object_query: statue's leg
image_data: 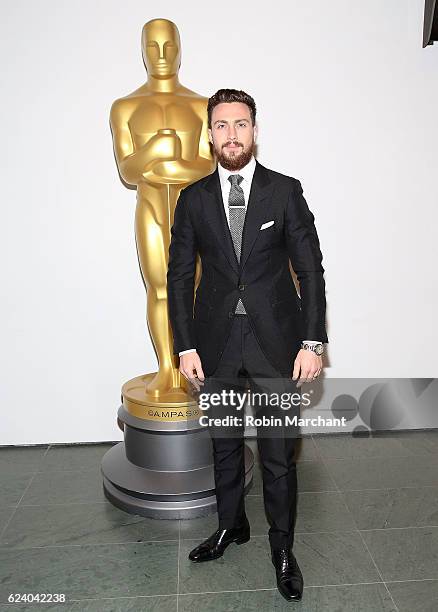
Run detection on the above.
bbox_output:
[135,189,181,395]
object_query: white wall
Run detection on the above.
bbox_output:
[1,0,436,445]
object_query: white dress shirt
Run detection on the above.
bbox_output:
[178,156,321,356]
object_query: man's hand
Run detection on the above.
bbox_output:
[179,351,205,391]
[292,349,323,388]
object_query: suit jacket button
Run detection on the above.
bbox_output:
[228,312,234,318]
[238,284,245,291]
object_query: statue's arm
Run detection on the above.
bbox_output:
[145,158,213,185]
[110,101,138,185]
[197,106,214,164]
[110,100,163,186]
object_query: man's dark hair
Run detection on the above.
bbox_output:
[207,89,257,128]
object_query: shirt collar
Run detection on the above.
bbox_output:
[217,155,256,188]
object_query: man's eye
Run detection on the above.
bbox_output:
[238,123,247,128]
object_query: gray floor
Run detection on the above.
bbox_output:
[1,431,438,611]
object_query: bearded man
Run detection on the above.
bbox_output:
[167,89,328,603]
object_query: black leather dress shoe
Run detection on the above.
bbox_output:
[271,547,304,602]
[188,517,250,562]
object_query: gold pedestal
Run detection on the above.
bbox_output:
[121,373,202,422]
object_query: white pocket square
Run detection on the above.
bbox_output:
[260,220,274,230]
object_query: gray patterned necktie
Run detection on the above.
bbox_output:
[228,174,247,314]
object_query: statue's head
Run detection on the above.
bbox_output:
[142,19,181,78]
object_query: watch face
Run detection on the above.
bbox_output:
[315,344,324,355]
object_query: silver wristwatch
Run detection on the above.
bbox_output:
[301,342,324,356]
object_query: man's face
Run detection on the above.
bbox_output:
[142,21,181,78]
[208,102,257,171]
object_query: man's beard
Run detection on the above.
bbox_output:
[214,140,255,171]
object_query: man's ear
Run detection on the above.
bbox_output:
[207,128,213,144]
[253,124,258,143]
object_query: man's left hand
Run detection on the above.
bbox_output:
[292,349,323,387]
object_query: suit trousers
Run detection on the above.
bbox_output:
[201,313,301,551]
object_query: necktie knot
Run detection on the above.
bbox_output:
[228,174,244,186]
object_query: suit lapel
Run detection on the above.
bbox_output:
[240,161,274,270]
[201,160,274,275]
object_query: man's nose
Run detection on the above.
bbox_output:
[227,125,237,139]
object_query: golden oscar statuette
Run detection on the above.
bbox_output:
[109,18,214,422]
[102,19,254,518]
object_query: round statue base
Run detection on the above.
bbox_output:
[101,373,255,519]
[102,439,254,519]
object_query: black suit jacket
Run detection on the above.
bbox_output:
[167,160,328,377]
